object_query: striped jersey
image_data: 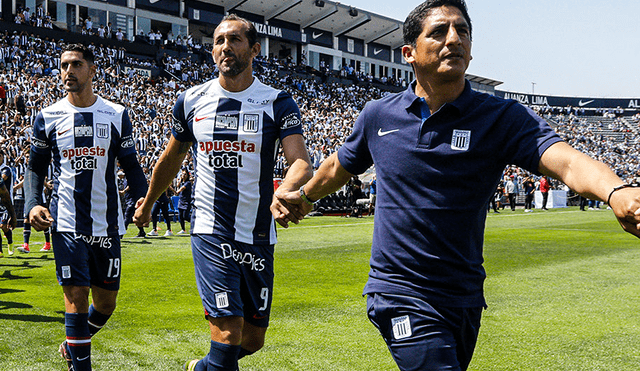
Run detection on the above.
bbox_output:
[31,96,137,237]
[172,77,303,245]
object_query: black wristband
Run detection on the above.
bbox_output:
[607,183,640,205]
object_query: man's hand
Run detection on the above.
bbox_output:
[609,187,640,238]
[29,205,53,231]
[272,189,313,228]
[133,197,151,227]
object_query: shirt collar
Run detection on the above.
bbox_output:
[403,79,474,115]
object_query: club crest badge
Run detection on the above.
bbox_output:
[451,129,471,151]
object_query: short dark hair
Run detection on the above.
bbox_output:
[61,43,95,64]
[219,14,258,48]
[403,0,472,46]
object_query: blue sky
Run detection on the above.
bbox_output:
[344,0,640,98]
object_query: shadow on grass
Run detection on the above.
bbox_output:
[0,288,25,294]
[122,239,153,245]
[0,271,32,280]
[0,301,63,323]
[0,311,65,324]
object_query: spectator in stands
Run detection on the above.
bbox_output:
[175,170,192,235]
[540,174,550,210]
[505,175,517,211]
[523,175,535,212]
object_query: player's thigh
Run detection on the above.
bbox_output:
[191,234,244,319]
[51,232,91,287]
[239,243,274,328]
[86,235,122,291]
[366,293,482,371]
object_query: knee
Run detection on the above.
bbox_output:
[95,300,117,315]
[64,286,91,311]
[241,335,264,353]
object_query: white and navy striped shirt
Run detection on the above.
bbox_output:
[31,96,137,236]
[172,78,303,245]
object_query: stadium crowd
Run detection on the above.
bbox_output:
[1,21,639,225]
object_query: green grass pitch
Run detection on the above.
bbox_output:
[1,207,640,370]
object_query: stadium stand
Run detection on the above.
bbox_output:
[1,7,639,217]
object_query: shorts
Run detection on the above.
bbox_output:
[0,207,9,225]
[367,293,483,371]
[51,232,122,291]
[191,234,274,328]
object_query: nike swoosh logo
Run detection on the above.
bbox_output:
[373,48,383,55]
[149,0,160,3]
[312,32,323,39]
[578,99,594,107]
[57,128,71,135]
[195,116,208,122]
[378,128,399,137]
[77,355,90,361]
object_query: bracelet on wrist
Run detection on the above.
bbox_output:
[607,183,640,205]
[299,185,316,206]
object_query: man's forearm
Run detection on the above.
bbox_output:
[540,142,623,202]
[304,152,353,202]
[277,158,312,192]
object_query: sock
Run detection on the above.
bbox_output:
[237,348,254,360]
[138,227,145,235]
[206,341,241,371]
[44,227,51,243]
[5,230,12,244]
[193,354,209,371]
[65,312,92,371]
[23,222,31,244]
[88,304,111,336]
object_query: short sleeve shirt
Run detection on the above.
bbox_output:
[338,81,562,307]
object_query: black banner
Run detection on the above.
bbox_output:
[496,91,640,110]
[135,0,180,16]
[100,0,127,6]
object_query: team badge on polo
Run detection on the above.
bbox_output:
[451,129,471,151]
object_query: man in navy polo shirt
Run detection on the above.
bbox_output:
[276,1,640,370]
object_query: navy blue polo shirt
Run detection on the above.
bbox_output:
[338,80,561,307]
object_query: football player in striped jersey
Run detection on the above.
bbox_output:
[25,44,147,371]
[134,14,312,371]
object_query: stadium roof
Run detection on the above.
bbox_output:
[466,75,503,87]
[197,0,406,49]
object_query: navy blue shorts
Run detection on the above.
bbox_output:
[191,234,274,328]
[367,293,483,371]
[51,232,122,291]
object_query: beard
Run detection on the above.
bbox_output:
[218,53,250,77]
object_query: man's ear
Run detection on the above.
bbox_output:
[402,45,415,64]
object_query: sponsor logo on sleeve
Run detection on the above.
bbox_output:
[32,137,49,149]
[121,135,135,149]
[281,112,301,129]
[171,117,185,133]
